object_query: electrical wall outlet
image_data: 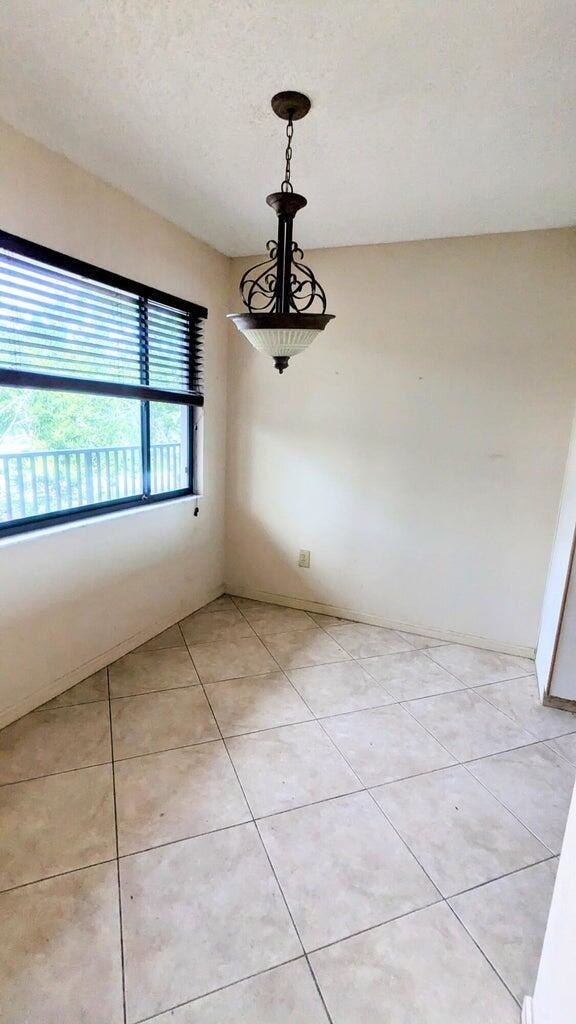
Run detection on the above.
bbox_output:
[298,549,311,568]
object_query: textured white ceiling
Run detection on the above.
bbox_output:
[0,0,574,256]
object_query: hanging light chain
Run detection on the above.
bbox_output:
[281,116,294,193]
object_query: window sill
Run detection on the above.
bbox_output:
[0,493,202,547]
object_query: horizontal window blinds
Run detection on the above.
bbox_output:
[0,232,205,405]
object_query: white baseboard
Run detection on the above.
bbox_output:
[522,996,534,1024]
[0,584,225,730]
[226,584,535,659]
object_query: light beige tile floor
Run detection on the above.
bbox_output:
[1,594,574,1023]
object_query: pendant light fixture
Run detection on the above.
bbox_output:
[227,91,334,373]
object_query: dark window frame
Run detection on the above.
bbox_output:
[0,230,207,538]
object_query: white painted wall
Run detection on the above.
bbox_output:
[0,121,230,725]
[527,781,576,1024]
[226,230,576,652]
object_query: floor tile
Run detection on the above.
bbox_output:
[136,623,186,653]
[467,743,576,853]
[287,661,394,716]
[180,607,254,645]
[322,704,454,787]
[427,643,534,686]
[478,675,576,740]
[258,792,438,950]
[450,859,558,1003]
[44,668,108,707]
[236,599,316,636]
[264,628,351,669]
[358,650,463,701]
[120,823,301,1022]
[111,686,219,759]
[396,630,447,648]
[115,739,250,855]
[546,732,576,765]
[190,636,278,684]
[322,622,414,658]
[0,703,111,785]
[0,862,123,1024]
[227,721,361,817]
[372,765,549,896]
[406,688,535,760]
[109,647,199,698]
[310,902,519,1024]
[205,672,312,736]
[148,959,329,1023]
[0,764,115,891]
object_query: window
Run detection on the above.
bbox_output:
[0,230,206,535]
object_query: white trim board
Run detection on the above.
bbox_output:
[0,584,225,730]
[226,585,535,659]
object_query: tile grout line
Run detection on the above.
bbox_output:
[106,667,128,1024]
[201,665,335,1024]
[399,698,560,855]
[460,760,558,856]
[131,955,306,1024]
[232,604,430,1024]
[228,598,337,1023]
[445,900,522,1008]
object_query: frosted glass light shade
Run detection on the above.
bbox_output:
[240,327,321,359]
[227,312,334,373]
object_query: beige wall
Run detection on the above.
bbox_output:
[0,121,230,725]
[226,229,576,652]
[1,118,575,726]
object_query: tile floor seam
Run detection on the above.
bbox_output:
[107,667,128,1024]
[236,613,367,793]
[460,738,555,767]
[131,955,307,1024]
[113,735,221,763]
[400,691,536,764]
[292,674,449,904]
[252,813,335,1024]
[0,855,119,896]
[30,696,109,713]
[396,696,462,764]
[470,682,542,739]
[1,806,555,903]
[445,900,522,1008]
[304,896,447,957]
[0,757,113,789]
[258,627,351,671]
[303,959,335,1024]
[224,597,363,1024]
[459,760,558,856]
[110,682,202,701]
[116,816,254,861]
[471,680,576,741]
[422,645,537,692]
[198,661,324,1018]
[445,854,558,900]
[197,681,256,828]
[399,696,557,855]
[543,737,576,765]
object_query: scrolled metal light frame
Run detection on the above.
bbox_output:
[239,239,328,315]
[228,91,334,373]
